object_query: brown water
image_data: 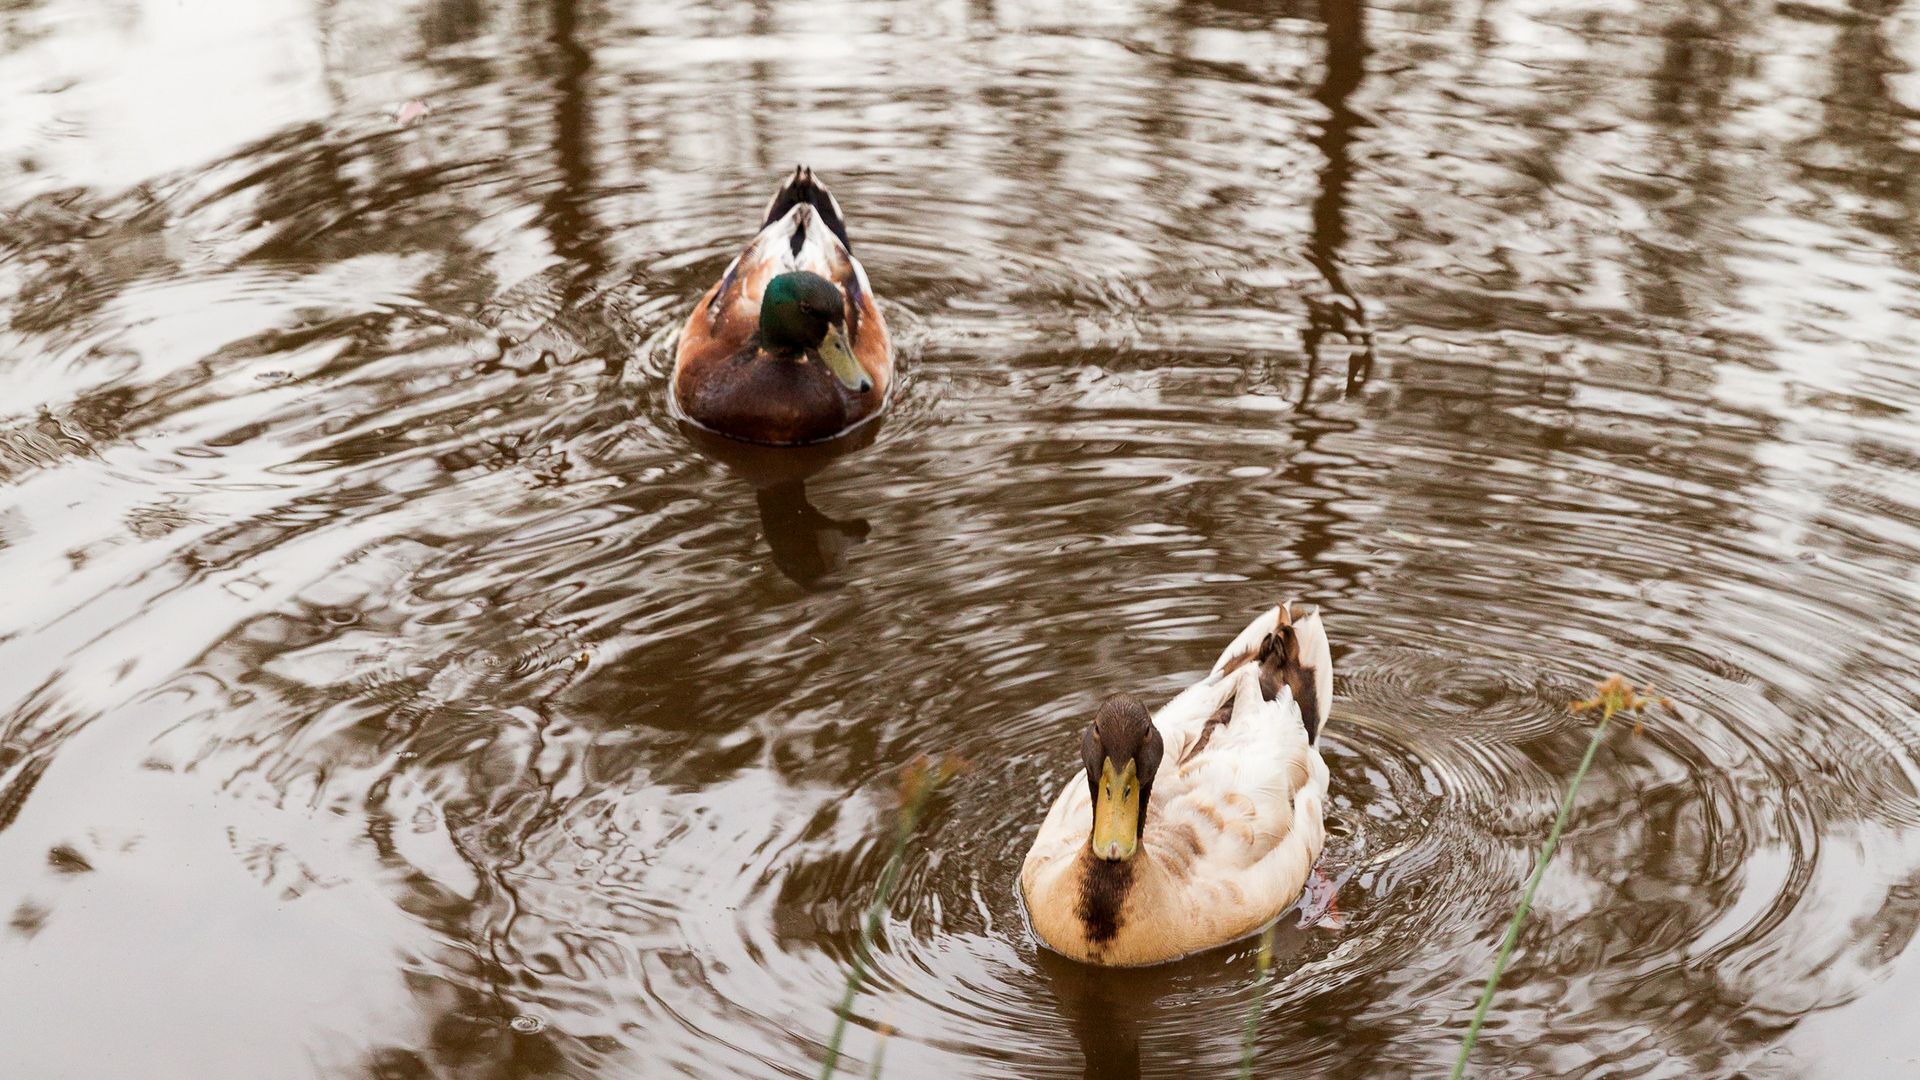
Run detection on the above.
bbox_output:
[4,1,1920,1077]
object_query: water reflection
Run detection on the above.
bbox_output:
[534,0,620,314]
[683,421,881,586]
[1301,0,1376,401]
[1037,947,1153,1079]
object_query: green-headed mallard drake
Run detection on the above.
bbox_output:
[672,167,893,445]
[1021,601,1334,966]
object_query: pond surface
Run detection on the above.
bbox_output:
[4,0,1920,1077]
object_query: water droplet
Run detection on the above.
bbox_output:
[509,1014,545,1034]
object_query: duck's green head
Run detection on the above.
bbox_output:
[760,271,871,393]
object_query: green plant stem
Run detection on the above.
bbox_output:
[1450,702,1616,1079]
[1239,924,1276,1079]
[865,1024,890,1080]
[820,776,944,1080]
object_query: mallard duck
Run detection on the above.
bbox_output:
[1020,601,1333,966]
[672,166,892,445]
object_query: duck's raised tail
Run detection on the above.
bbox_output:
[1210,601,1334,741]
[761,165,852,252]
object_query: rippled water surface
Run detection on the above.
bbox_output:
[4,0,1920,1076]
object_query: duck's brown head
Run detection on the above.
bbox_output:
[1079,695,1164,862]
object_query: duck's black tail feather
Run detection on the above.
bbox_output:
[1255,605,1331,742]
[1207,602,1333,743]
[762,165,852,252]
[1182,603,1333,764]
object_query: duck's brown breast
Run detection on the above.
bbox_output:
[678,352,875,445]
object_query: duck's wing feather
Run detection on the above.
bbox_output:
[1151,667,1328,940]
[685,168,888,377]
[1149,602,1331,753]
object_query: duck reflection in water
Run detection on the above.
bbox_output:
[680,420,879,587]
[1037,925,1332,1080]
[1036,947,1149,1079]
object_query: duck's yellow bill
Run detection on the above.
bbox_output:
[1090,757,1141,861]
[818,326,872,393]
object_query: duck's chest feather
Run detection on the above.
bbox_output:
[1024,849,1194,967]
[679,349,862,445]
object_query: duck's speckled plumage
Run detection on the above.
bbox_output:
[1021,602,1334,967]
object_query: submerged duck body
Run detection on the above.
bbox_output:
[672,167,893,446]
[1020,602,1334,967]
